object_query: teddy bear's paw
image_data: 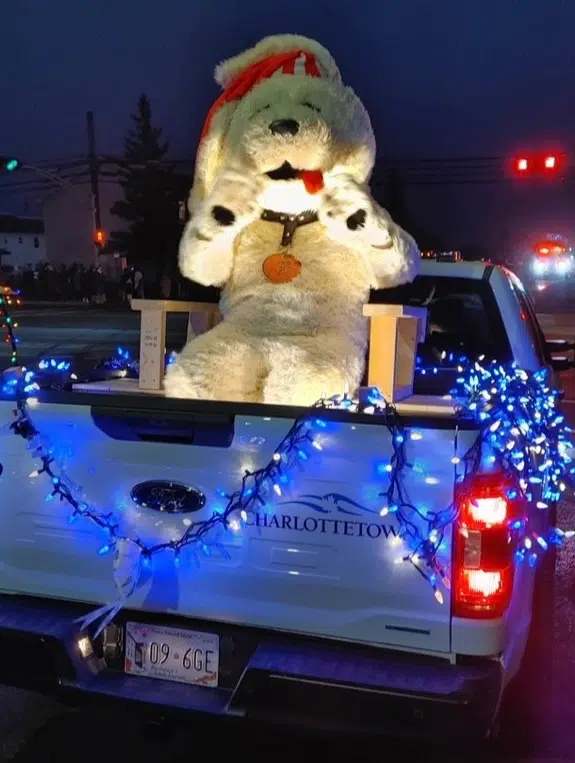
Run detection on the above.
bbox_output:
[320,175,367,226]
[319,175,392,246]
[198,170,265,236]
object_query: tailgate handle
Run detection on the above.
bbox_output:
[90,407,235,448]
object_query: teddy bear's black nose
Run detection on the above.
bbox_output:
[269,119,299,136]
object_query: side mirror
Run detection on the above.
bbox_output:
[546,338,575,371]
[546,338,575,352]
[550,356,574,372]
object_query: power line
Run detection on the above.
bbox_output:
[0,151,569,198]
[29,155,86,167]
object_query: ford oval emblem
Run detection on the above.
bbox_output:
[130,480,206,514]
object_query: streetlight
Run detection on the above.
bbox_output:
[1,155,79,188]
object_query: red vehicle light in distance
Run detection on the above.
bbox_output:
[535,239,568,256]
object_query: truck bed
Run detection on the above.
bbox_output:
[0,391,479,655]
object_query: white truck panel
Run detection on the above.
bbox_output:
[0,398,478,654]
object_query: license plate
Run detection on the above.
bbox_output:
[124,621,219,688]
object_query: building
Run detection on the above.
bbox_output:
[41,179,128,271]
[0,215,46,271]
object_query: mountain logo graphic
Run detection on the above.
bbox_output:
[277,493,380,516]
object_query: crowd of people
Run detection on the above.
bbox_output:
[1,262,218,304]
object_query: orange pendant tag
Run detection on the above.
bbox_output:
[262,253,302,284]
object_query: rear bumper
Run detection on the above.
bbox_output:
[0,594,502,739]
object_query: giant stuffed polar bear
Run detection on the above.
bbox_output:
[165,34,420,405]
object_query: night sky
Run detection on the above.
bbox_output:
[2,0,575,250]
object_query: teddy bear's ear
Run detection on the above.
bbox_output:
[214,34,341,87]
[331,87,377,184]
[188,101,237,213]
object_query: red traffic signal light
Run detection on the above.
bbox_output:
[509,151,566,177]
[544,155,557,169]
[542,154,565,173]
[93,229,107,247]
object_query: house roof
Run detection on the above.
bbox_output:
[0,215,44,234]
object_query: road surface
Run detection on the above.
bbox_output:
[1,305,575,762]
[2,304,182,371]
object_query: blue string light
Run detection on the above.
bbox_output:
[1,346,178,397]
[0,287,21,367]
[11,385,467,610]
[95,346,176,376]
[449,353,575,554]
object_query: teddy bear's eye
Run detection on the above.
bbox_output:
[302,101,321,113]
[256,104,271,115]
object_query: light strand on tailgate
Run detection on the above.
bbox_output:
[11,386,473,608]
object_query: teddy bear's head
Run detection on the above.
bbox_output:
[190,35,376,215]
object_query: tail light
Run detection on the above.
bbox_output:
[453,473,524,619]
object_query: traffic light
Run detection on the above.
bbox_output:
[93,229,107,247]
[0,156,21,172]
[542,153,565,174]
[544,155,557,170]
[509,152,566,177]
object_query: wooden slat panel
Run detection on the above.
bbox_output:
[363,305,427,402]
[131,299,220,314]
[138,308,167,391]
[131,300,221,390]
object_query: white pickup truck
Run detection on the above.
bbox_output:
[0,259,571,742]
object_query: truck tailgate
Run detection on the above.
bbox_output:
[0,394,478,655]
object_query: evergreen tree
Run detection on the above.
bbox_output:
[111,94,184,271]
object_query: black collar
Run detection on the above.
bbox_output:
[260,208,318,247]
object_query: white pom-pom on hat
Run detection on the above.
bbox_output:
[214,34,341,87]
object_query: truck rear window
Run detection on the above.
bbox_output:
[371,276,512,395]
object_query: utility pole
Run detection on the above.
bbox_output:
[86,110,102,263]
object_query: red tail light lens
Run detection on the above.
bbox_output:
[462,569,503,598]
[455,567,514,618]
[464,495,508,528]
[453,473,523,619]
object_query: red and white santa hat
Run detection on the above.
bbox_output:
[189,35,342,210]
